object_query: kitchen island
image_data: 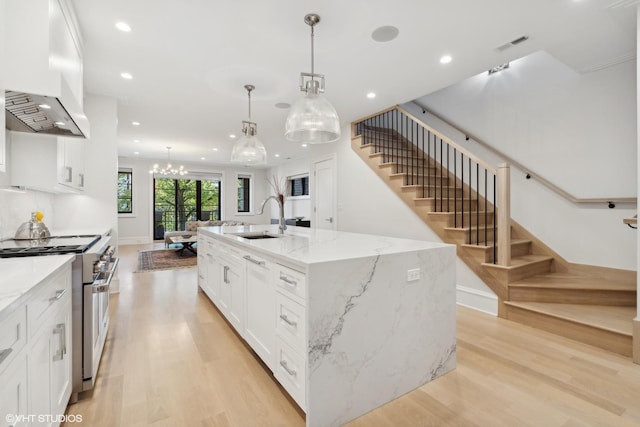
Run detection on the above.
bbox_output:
[197,225,456,427]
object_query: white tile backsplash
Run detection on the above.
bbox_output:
[0,189,54,240]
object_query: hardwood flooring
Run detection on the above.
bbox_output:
[64,243,640,427]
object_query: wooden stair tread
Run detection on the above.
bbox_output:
[504,301,634,336]
[510,273,636,291]
[482,254,553,270]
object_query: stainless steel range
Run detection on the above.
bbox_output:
[0,234,118,399]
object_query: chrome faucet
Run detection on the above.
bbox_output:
[258,195,286,233]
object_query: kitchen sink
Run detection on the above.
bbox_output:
[228,232,287,240]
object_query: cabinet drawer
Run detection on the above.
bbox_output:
[28,268,71,339]
[276,292,306,352]
[276,264,306,302]
[274,338,306,410]
[0,306,26,374]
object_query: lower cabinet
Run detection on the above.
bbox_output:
[244,253,275,370]
[0,263,72,427]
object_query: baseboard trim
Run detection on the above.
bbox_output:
[118,236,152,245]
[633,318,640,365]
[456,285,498,316]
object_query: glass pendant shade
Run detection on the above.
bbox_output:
[231,84,267,166]
[230,133,267,165]
[285,91,340,143]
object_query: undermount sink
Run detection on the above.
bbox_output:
[229,232,287,240]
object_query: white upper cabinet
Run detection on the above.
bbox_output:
[5,0,89,138]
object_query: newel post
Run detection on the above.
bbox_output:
[497,163,511,266]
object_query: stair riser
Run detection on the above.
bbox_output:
[382,164,441,175]
[445,228,495,245]
[508,288,636,306]
[486,259,553,284]
[429,212,495,228]
[505,304,632,357]
[462,240,531,263]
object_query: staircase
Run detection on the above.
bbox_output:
[352,106,636,357]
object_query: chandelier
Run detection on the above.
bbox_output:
[149,146,188,176]
[231,84,267,165]
[285,13,340,144]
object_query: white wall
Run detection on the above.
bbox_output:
[117,157,271,244]
[412,52,637,270]
[267,158,312,222]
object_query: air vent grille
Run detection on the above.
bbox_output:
[495,35,529,52]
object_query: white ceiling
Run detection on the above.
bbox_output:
[70,0,637,168]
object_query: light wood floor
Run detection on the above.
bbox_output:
[64,243,640,427]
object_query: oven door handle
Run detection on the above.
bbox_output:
[92,257,119,293]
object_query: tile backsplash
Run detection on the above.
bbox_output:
[0,189,54,240]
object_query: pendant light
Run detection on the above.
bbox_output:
[231,84,267,165]
[285,13,340,144]
[149,146,188,176]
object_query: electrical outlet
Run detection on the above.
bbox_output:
[407,268,420,282]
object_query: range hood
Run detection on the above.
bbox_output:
[6,90,87,137]
[4,0,90,138]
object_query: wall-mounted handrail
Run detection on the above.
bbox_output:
[416,103,637,205]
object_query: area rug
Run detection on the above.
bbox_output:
[136,249,197,272]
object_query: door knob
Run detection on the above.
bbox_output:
[324,217,333,223]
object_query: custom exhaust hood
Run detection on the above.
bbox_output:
[4,0,90,138]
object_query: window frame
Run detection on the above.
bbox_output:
[288,174,310,199]
[117,168,134,216]
[236,173,253,214]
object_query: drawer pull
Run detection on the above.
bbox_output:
[49,288,67,302]
[279,314,298,328]
[0,348,13,365]
[244,255,265,266]
[223,265,230,284]
[280,274,297,286]
[280,360,297,377]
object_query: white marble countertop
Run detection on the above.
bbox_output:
[200,225,452,266]
[49,227,112,237]
[0,254,75,315]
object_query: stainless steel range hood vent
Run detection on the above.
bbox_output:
[6,91,85,137]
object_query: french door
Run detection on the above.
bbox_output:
[153,178,221,240]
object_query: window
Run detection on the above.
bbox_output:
[117,169,133,214]
[237,175,251,213]
[290,175,309,197]
[153,177,221,240]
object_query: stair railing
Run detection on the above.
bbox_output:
[352,106,512,266]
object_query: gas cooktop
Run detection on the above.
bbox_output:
[0,235,101,257]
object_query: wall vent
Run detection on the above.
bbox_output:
[495,35,529,52]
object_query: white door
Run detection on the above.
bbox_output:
[314,157,336,230]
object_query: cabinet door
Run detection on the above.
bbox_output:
[205,252,221,305]
[223,253,244,334]
[58,138,85,190]
[29,325,53,427]
[244,255,275,370]
[50,299,72,418]
[0,354,28,427]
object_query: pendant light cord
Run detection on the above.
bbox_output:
[310,24,315,76]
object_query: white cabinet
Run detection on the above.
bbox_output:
[0,262,72,427]
[10,132,85,192]
[244,253,276,370]
[28,265,72,427]
[220,249,244,334]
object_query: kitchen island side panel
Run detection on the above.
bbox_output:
[306,245,457,427]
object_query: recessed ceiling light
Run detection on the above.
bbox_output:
[201,157,206,160]
[54,121,65,126]
[301,143,308,148]
[275,102,291,109]
[39,104,51,109]
[488,63,510,75]
[440,55,452,64]
[367,92,376,99]
[371,25,399,42]
[133,139,140,143]
[212,148,219,151]
[115,22,131,32]
[121,72,133,80]
[229,134,236,139]
[274,154,280,158]
[133,151,139,155]
[132,121,140,126]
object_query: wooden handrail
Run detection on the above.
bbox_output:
[416,104,637,205]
